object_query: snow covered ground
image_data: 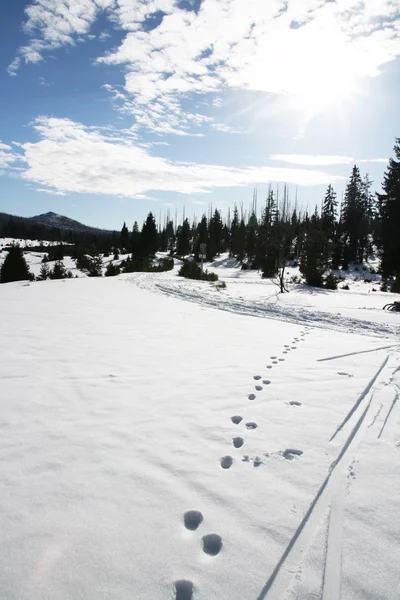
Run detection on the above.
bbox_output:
[0,251,399,600]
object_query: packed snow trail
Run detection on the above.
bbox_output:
[126,273,399,340]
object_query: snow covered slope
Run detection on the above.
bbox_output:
[0,273,399,600]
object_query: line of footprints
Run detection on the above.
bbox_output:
[175,327,311,599]
[221,327,310,469]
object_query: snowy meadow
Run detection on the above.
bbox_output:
[0,249,399,600]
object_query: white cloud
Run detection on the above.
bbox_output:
[0,142,24,170]
[35,187,66,195]
[9,1,400,134]
[270,154,389,166]
[19,117,343,197]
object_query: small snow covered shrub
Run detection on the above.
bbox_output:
[213,281,227,290]
[324,274,339,290]
[341,283,350,290]
[178,260,218,281]
[105,263,121,277]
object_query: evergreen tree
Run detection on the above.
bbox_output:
[140,213,158,257]
[37,263,51,281]
[300,214,330,287]
[194,215,208,259]
[176,218,191,256]
[321,185,337,239]
[377,138,400,290]
[0,245,31,283]
[341,165,364,265]
[120,222,130,251]
[50,261,69,280]
[208,209,223,260]
[229,206,241,257]
[131,221,141,257]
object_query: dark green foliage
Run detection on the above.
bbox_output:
[300,225,330,288]
[50,261,69,280]
[120,222,130,251]
[139,213,158,257]
[377,138,400,291]
[176,219,191,256]
[178,260,218,281]
[208,209,223,260]
[105,263,121,277]
[0,245,32,283]
[46,244,65,262]
[37,263,51,281]
[324,273,339,290]
[120,256,173,273]
[76,254,103,276]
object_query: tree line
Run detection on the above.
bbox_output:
[1,139,399,290]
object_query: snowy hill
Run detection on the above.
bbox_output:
[29,211,111,234]
[0,267,399,600]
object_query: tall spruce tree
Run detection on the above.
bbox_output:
[341,165,364,266]
[140,213,158,257]
[176,218,191,256]
[0,245,31,283]
[377,138,400,290]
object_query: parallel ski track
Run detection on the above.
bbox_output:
[255,356,393,600]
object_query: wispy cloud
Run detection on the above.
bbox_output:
[270,154,389,166]
[18,117,344,197]
[0,141,24,171]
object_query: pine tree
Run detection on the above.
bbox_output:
[50,261,68,280]
[140,213,158,257]
[321,185,337,239]
[38,263,50,281]
[176,218,191,256]
[0,245,31,283]
[131,221,141,257]
[208,209,223,260]
[377,138,400,290]
[300,212,330,287]
[341,165,364,266]
[120,222,130,251]
[229,206,240,257]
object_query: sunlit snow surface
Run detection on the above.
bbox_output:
[0,259,399,600]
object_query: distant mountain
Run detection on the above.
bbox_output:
[29,212,112,234]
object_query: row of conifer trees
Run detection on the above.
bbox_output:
[1,139,399,290]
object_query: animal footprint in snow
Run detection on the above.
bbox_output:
[266,365,273,369]
[175,580,193,600]
[254,375,262,380]
[278,358,285,362]
[289,401,302,406]
[184,510,203,531]
[272,361,278,364]
[220,455,233,469]
[248,393,256,400]
[233,437,244,448]
[245,422,257,429]
[337,372,354,377]
[262,379,271,385]
[282,448,303,460]
[270,356,277,359]
[255,385,263,391]
[253,456,263,467]
[202,534,222,556]
[231,415,243,424]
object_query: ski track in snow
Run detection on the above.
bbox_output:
[255,355,396,600]
[126,273,399,340]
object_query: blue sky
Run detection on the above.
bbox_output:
[0,0,399,230]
